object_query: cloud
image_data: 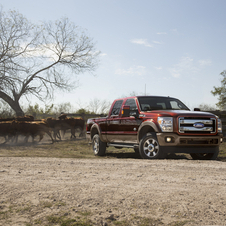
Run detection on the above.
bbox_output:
[169,57,197,78]
[130,39,153,47]
[198,59,212,66]
[100,53,107,57]
[169,57,213,78]
[115,66,146,76]
[155,67,162,70]
[153,41,162,44]
[157,32,167,35]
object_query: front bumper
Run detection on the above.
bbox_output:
[157,133,223,146]
[156,133,223,154]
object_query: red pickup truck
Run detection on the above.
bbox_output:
[86,96,223,160]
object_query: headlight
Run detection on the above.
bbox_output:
[157,117,173,132]
[218,119,222,133]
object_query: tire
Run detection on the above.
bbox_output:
[139,133,166,159]
[92,134,106,156]
[134,147,139,154]
[190,147,219,160]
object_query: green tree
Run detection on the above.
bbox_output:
[0,100,14,118]
[211,70,226,110]
[75,108,93,114]
[53,102,74,115]
[198,103,216,111]
[25,103,54,118]
[0,7,99,116]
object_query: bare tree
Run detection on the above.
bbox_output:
[0,7,99,116]
[88,98,111,114]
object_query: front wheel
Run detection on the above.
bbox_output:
[92,134,106,156]
[139,133,166,159]
[190,147,219,160]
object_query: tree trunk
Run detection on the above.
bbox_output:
[10,101,24,116]
[0,91,24,116]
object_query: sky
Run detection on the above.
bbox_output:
[1,0,226,111]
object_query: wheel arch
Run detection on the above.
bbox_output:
[138,121,160,141]
[90,123,105,142]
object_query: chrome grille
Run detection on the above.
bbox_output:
[179,117,216,134]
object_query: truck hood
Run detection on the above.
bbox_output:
[143,110,217,118]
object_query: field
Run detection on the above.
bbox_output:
[0,135,226,226]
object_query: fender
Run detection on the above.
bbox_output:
[90,123,107,142]
[137,119,160,141]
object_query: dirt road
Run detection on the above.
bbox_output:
[0,157,226,225]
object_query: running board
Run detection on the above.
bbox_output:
[107,143,138,149]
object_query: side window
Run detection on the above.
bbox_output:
[125,99,137,110]
[125,99,138,116]
[170,101,183,109]
[111,100,123,116]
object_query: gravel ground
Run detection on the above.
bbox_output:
[0,157,226,225]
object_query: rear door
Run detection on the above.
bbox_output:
[106,100,123,142]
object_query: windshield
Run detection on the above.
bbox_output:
[138,97,190,111]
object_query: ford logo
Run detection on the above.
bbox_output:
[193,122,205,128]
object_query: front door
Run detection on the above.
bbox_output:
[120,98,141,143]
[106,98,142,143]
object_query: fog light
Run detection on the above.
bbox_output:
[166,137,172,143]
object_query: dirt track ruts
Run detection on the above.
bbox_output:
[0,157,226,225]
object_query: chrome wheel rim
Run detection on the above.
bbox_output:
[93,136,99,154]
[143,138,159,158]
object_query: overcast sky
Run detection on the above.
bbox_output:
[1,0,226,110]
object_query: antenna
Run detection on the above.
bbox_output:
[145,84,146,95]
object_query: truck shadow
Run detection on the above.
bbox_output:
[105,152,226,161]
[105,152,190,160]
[217,156,226,162]
[106,152,141,159]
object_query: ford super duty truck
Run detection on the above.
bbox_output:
[86,96,223,160]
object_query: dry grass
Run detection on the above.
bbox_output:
[218,141,226,161]
[0,138,93,158]
[0,134,226,161]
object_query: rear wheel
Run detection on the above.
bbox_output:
[139,133,166,159]
[190,148,219,160]
[92,134,106,156]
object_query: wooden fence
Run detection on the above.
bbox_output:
[35,113,107,121]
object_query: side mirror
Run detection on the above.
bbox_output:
[194,108,201,111]
[130,109,139,118]
[121,105,130,117]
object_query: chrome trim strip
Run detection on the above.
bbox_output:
[180,119,213,125]
[180,127,213,132]
[107,143,134,148]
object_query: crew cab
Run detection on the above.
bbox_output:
[86,96,223,160]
